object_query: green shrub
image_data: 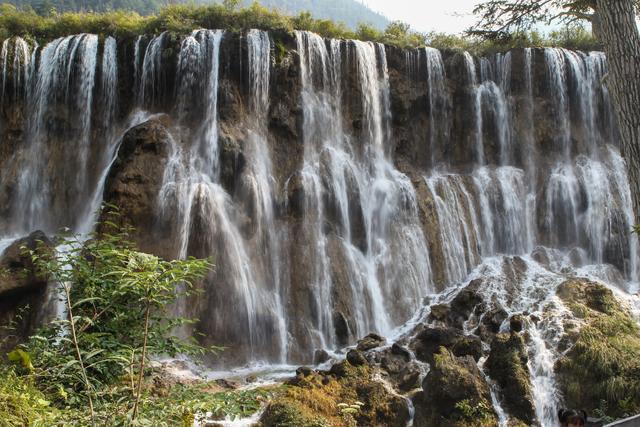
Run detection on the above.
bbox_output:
[5,215,215,423]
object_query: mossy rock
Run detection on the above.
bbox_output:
[485,333,536,424]
[261,362,410,427]
[555,279,640,419]
[414,347,498,427]
[261,398,332,427]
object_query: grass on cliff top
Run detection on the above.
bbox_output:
[556,279,640,419]
[0,2,600,54]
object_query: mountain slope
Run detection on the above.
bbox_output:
[6,0,389,30]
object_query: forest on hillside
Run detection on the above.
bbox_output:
[4,0,389,29]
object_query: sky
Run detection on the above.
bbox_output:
[361,0,480,34]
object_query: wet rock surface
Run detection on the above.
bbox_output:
[413,348,498,427]
[101,116,174,259]
[410,326,483,365]
[0,231,53,350]
[485,333,536,425]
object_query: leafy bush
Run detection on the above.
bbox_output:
[6,217,214,423]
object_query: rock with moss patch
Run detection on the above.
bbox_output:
[485,332,536,424]
[413,347,498,427]
[262,363,410,427]
[411,326,483,365]
[554,278,640,419]
[357,333,386,351]
[261,399,332,427]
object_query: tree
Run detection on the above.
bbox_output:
[472,0,640,223]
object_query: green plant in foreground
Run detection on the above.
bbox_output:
[7,215,215,424]
[0,366,56,426]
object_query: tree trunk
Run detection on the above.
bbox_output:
[594,0,640,223]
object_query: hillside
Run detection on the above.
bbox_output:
[5,0,389,29]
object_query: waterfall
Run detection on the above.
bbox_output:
[0,35,99,235]
[139,32,167,109]
[243,29,289,363]
[425,173,482,283]
[545,48,571,157]
[159,29,264,358]
[0,37,31,105]
[425,47,449,166]
[101,37,118,133]
[296,32,432,346]
[0,30,638,421]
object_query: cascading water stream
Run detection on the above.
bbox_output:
[243,29,289,363]
[0,34,99,236]
[424,47,449,166]
[296,32,432,348]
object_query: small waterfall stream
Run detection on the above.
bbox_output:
[1,32,639,425]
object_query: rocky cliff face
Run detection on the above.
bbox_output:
[0,31,637,377]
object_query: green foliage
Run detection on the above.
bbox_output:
[6,0,390,30]
[0,3,152,40]
[0,2,427,50]
[454,399,495,423]
[0,364,277,425]
[544,24,599,51]
[3,215,215,424]
[425,25,599,55]
[0,367,56,426]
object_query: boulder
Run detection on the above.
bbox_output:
[378,344,422,392]
[0,231,51,297]
[101,116,175,260]
[346,349,367,366]
[356,333,386,351]
[413,347,498,427]
[0,231,53,350]
[428,303,451,322]
[481,306,509,333]
[509,314,525,332]
[411,327,483,365]
[313,349,330,365]
[449,279,484,327]
[485,333,536,425]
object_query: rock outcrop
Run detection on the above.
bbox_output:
[485,333,536,425]
[554,278,640,419]
[0,231,53,350]
[101,116,174,259]
[413,347,498,427]
[410,326,483,365]
[261,360,411,427]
